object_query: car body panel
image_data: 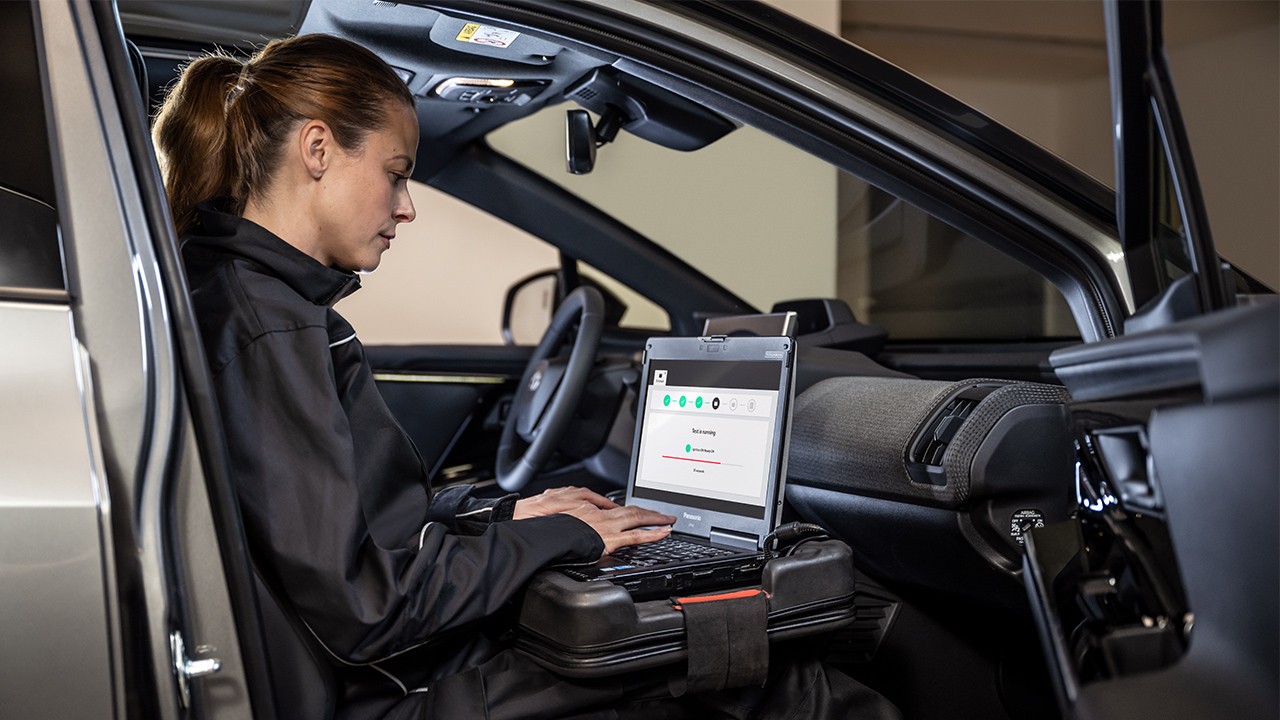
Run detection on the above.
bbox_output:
[22,2,259,718]
[0,302,116,720]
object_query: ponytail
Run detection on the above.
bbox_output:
[153,54,242,237]
[153,35,414,238]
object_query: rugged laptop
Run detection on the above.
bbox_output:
[559,334,796,599]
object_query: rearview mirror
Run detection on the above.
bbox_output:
[565,110,596,174]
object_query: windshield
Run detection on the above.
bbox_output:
[490,106,1078,341]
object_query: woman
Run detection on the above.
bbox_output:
[153,34,681,719]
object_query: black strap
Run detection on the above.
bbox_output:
[671,590,770,695]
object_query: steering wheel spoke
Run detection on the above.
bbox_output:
[516,359,568,441]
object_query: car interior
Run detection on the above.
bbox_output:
[91,1,1276,719]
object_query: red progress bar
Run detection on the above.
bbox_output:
[661,455,721,465]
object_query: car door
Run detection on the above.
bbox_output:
[0,4,119,718]
[5,2,271,718]
[1024,2,1278,719]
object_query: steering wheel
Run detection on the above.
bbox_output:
[496,286,604,491]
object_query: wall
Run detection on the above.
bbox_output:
[1166,20,1279,288]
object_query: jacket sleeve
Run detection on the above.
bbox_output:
[427,485,519,535]
[213,326,603,665]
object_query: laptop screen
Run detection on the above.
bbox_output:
[625,334,795,548]
[632,359,783,519]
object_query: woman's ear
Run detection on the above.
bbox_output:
[299,119,333,180]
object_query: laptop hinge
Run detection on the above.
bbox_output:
[709,527,759,551]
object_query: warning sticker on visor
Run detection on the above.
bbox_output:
[456,23,521,48]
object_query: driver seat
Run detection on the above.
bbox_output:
[251,564,340,719]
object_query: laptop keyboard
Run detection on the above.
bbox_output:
[609,536,739,567]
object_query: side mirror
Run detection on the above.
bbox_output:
[502,270,559,346]
[503,269,632,345]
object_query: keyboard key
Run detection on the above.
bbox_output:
[610,537,736,566]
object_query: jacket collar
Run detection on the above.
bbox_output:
[186,201,360,307]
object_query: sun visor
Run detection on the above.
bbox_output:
[429,16,562,66]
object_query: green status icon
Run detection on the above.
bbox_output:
[685,443,692,453]
[679,396,687,408]
[695,396,703,409]
[663,394,671,406]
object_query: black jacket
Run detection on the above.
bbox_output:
[182,205,603,713]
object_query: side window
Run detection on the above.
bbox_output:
[0,1,64,294]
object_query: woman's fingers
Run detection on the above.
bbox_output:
[555,486,619,510]
[513,486,621,519]
[609,525,672,553]
[515,488,675,556]
[562,503,676,556]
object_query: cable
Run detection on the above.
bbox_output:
[763,522,829,562]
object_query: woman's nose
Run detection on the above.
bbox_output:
[395,187,416,224]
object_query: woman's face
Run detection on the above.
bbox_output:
[313,103,419,273]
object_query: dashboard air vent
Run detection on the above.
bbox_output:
[906,384,1002,485]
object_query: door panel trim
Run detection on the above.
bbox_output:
[373,372,507,385]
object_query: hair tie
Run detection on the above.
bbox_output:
[226,61,252,107]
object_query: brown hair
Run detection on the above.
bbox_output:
[153,34,414,236]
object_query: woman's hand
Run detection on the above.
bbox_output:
[513,486,675,556]
[560,503,676,556]
[513,486,619,519]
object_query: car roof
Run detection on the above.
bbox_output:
[120,0,1116,226]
